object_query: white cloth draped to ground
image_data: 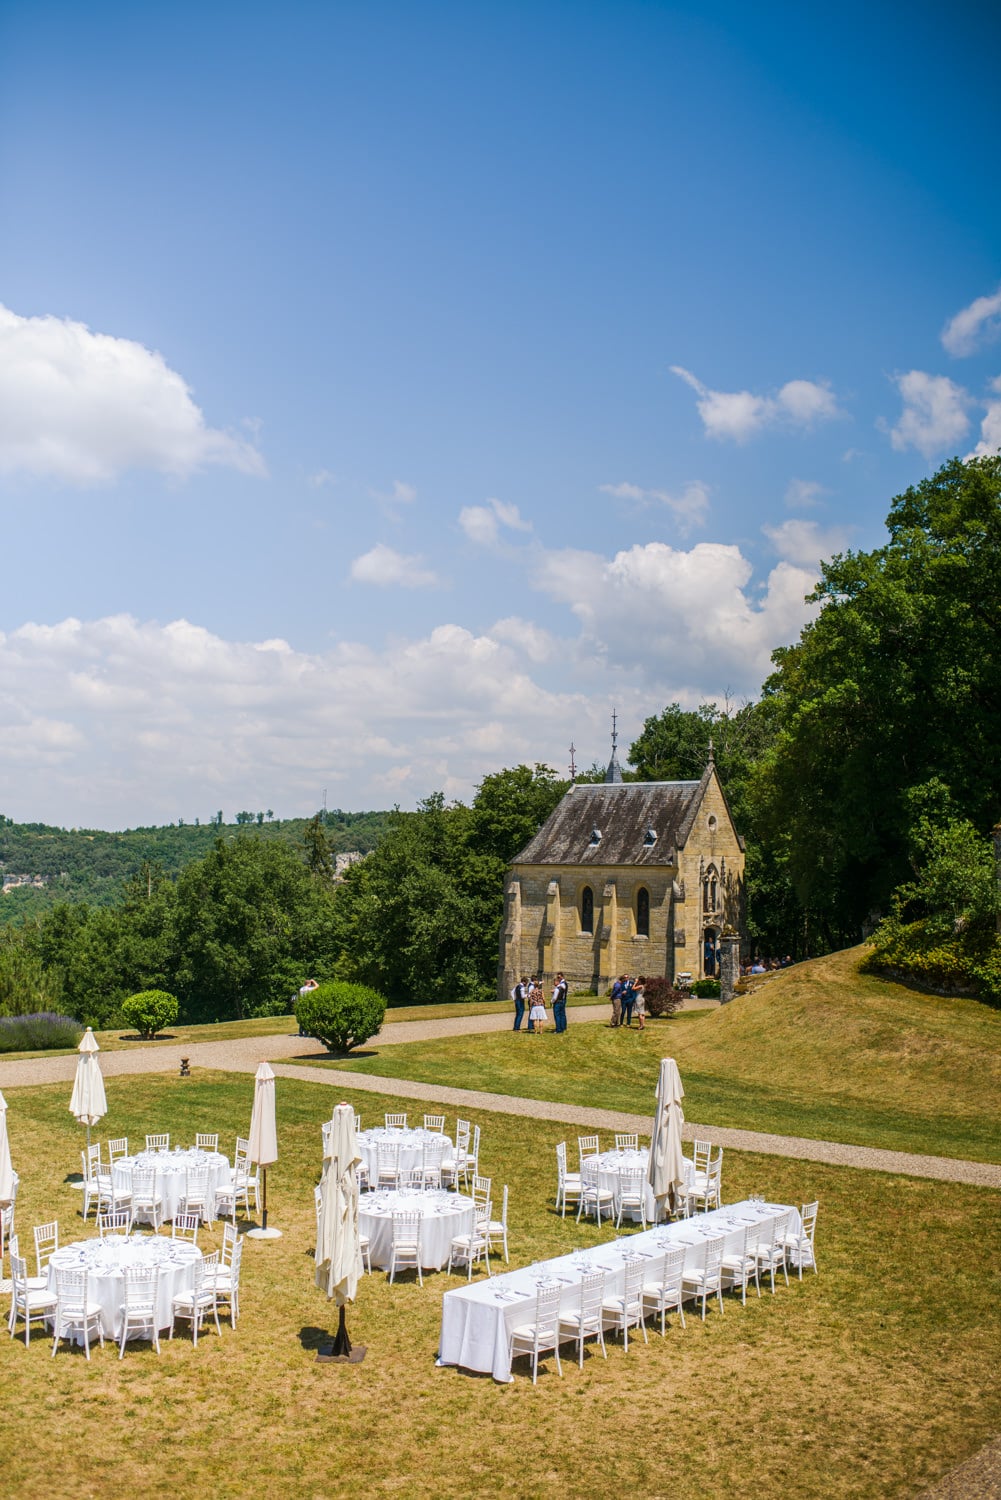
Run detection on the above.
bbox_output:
[438,1200,802,1382]
[47,1234,202,1339]
[359,1189,475,1270]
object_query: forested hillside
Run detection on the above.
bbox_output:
[0,808,391,926]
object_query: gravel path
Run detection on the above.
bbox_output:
[920,1436,1001,1498]
[2,1005,999,1188]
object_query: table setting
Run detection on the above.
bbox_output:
[581,1147,696,1222]
[113,1146,232,1222]
[437,1199,802,1381]
[359,1188,475,1270]
[356,1127,455,1184]
[47,1233,202,1340]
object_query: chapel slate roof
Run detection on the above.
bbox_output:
[512,777,704,867]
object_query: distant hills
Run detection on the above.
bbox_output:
[0,808,392,924]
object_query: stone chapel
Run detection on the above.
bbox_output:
[498,738,745,998]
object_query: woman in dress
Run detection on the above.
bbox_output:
[528,982,548,1034]
[632,977,646,1032]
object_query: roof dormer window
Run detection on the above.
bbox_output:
[589,827,602,846]
[643,827,657,846]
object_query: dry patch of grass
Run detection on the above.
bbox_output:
[320,947,1001,1162]
[2,1068,999,1499]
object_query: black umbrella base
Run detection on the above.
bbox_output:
[317,1307,366,1363]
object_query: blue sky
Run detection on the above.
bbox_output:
[1,0,999,827]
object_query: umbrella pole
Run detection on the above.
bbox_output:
[261,1166,268,1231]
[331,1305,352,1357]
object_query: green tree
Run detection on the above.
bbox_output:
[755,455,1001,943]
[171,836,338,1021]
[303,813,335,882]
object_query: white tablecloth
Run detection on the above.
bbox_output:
[356,1128,455,1182]
[582,1149,696,1222]
[438,1199,802,1381]
[48,1234,202,1339]
[114,1148,231,1221]
[360,1189,475,1270]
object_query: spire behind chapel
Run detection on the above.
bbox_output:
[604,709,623,784]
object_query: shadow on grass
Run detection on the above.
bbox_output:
[299,1325,332,1352]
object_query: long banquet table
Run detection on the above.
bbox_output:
[47,1233,202,1340]
[437,1199,801,1382]
[113,1147,232,1222]
[360,1188,475,1270]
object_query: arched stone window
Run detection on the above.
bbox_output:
[703,864,719,913]
[636,886,650,938]
[580,885,594,935]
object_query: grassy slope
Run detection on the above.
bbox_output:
[320,947,1001,1162]
[3,1068,999,1499]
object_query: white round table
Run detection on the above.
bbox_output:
[114,1148,231,1222]
[356,1127,454,1182]
[359,1189,475,1270]
[47,1234,202,1339]
[583,1148,696,1221]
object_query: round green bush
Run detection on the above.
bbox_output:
[295,980,387,1053]
[690,978,721,998]
[121,989,179,1041]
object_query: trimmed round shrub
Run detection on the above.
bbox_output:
[121,989,179,1041]
[296,980,387,1053]
[0,1012,84,1053]
[643,977,685,1018]
[691,978,721,998]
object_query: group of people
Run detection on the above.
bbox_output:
[741,955,795,975]
[511,974,569,1034]
[609,974,647,1031]
[510,972,651,1033]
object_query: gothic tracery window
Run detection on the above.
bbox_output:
[636,886,650,938]
[581,886,594,934]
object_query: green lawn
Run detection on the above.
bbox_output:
[3,1067,999,1499]
[301,948,1001,1163]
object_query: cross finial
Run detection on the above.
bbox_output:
[611,709,618,755]
[568,741,577,782]
[707,735,715,766]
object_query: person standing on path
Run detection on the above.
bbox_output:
[610,974,624,1028]
[552,972,568,1034]
[528,985,548,1034]
[511,977,527,1032]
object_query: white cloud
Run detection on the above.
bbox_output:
[307,469,337,488]
[763,518,850,567]
[0,303,265,484]
[489,616,556,663]
[784,478,826,509]
[599,480,710,534]
[0,613,611,824]
[458,497,533,547]
[533,539,818,692]
[370,479,417,508]
[886,370,972,459]
[349,544,439,588]
[966,376,1001,459]
[942,286,1001,357]
[0,528,823,824]
[671,365,841,442]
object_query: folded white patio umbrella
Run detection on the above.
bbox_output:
[315,1102,364,1358]
[0,1090,14,1205]
[69,1027,107,1156]
[647,1056,686,1221]
[0,1089,15,1269]
[246,1060,281,1238]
